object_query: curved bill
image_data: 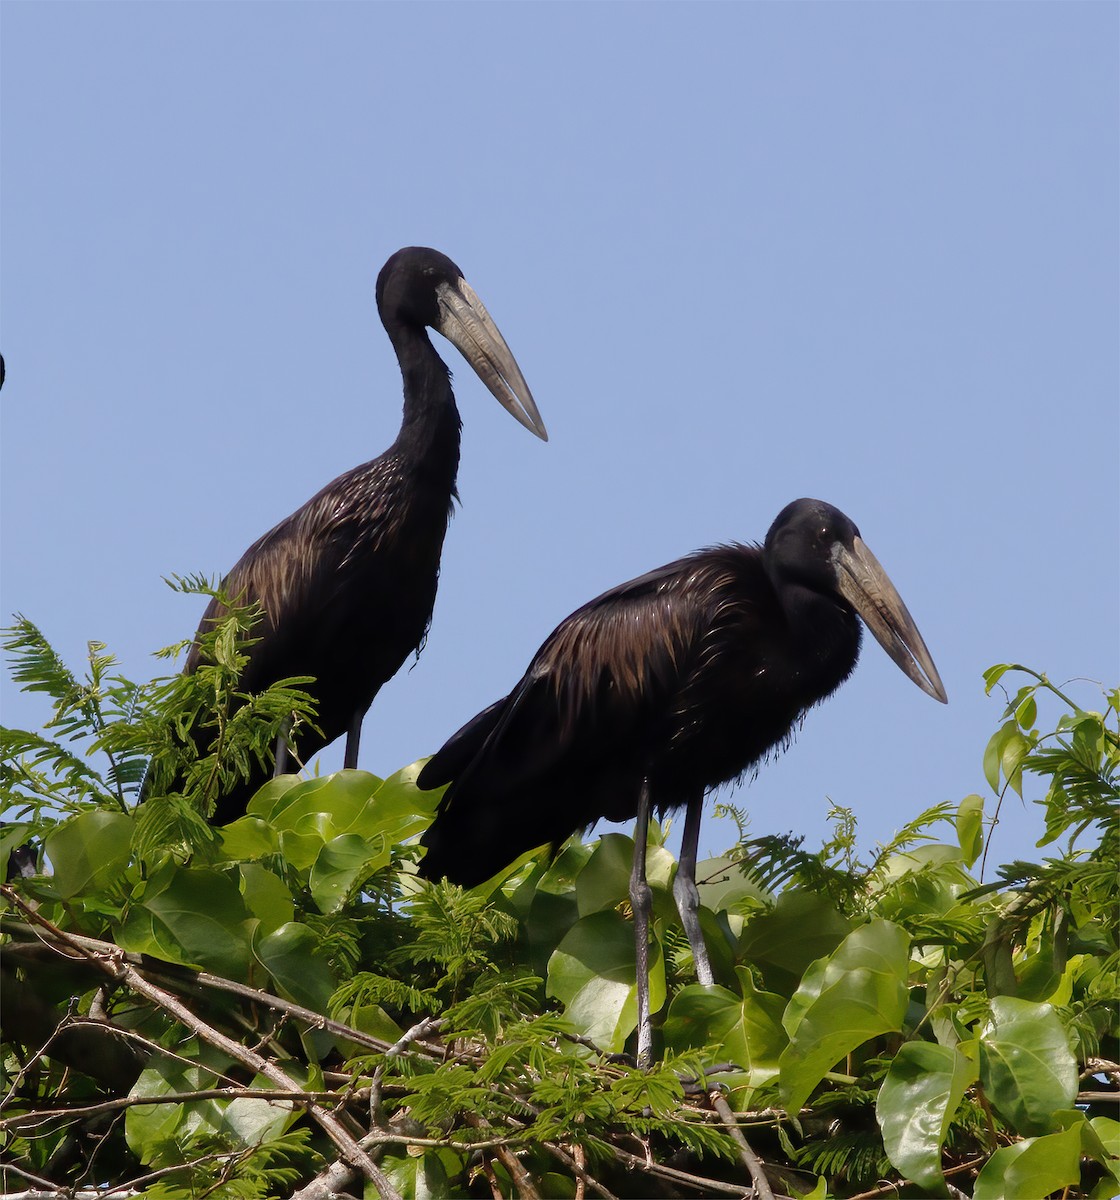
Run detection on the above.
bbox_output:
[833,536,948,703]
[435,278,548,441]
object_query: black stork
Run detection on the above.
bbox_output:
[185,247,547,825]
[416,498,946,1065]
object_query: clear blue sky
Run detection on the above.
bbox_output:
[2,3,1116,873]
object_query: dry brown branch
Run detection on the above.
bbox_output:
[710,1090,776,1199]
[1081,1058,1120,1081]
[847,1154,989,1200]
[1,887,402,1200]
[286,1157,366,1200]
[0,1143,246,1199]
[545,1142,618,1200]
[1,914,442,1058]
[290,1012,447,1200]
[464,1111,541,1200]
[0,1087,355,1133]
[607,1140,776,1196]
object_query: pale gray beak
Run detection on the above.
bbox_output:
[436,278,548,441]
[833,536,947,703]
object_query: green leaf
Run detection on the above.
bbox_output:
[348,1003,404,1045]
[366,758,441,820]
[310,833,384,913]
[221,1071,301,1146]
[258,770,380,832]
[116,901,186,964]
[45,811,133,899]
[575,832,674,917]
[546,908,665,1053]
[979,996,1078,1135]
[242,773,305,820]
[131,866,254,978]
[125,1065,191,1160]
[1015,693,1037,730]
[663,966,787,1104]
[982,663,1018,693]
[125,1046,228,1163]
[779,920,910,1114]
[218,816,279,860]
[1000,729,1031,797]
[381,1147,464,1199]
[877,1041,977,1189]
[1087,1117,1120,1189]
[693,854,771,917]
[972,1122,1083,1200]
[279,826,328,870]
[983,723,1008,794]
[519,842,592,972]
[254,921,335,1012]
[956,794,984,867]
[239,863,295,935]
[737,889,854,990]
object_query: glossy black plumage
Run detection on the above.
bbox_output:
[186,247,546,824]
[417,498,946,886]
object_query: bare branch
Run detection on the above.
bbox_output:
[291,1012,447,1200]
[847,1155,988,1200]
[710,1091,775,1200]
[0,1087,356,1133]
[545,1142,618,1200]
[1,887,402,1200]
[1,915,441,1058]
[465,1111,540,1199]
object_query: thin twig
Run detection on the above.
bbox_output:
[846,1154,989,1200]
[465,1112,540,1199]
[607,1141,770,1196]
[545,1142,618,1200]
[711,1091,775,1200]
[2,1193,139,1200]
[0,1144,245,1199]
[479,1154,504,1200]
[384,1014,444,1056]
[0,1088,352,1133]
[291,1013,446,1200]
[1082,1057,1120,1081]
[287,1158,367,1200]
[1,915,444,1058]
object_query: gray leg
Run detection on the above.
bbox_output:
[630,778,654,1069]
[673,795,715,986]
[273,720,291,778]
[343,711,363,770]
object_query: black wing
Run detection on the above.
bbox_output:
[416,550,755,885]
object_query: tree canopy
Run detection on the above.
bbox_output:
[1,597,1117,1198]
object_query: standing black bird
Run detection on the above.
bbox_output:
[417,498,946,1064]
[186,247,547,824]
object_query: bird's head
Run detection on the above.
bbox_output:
[766,498,947,703]
[376,247,548,440]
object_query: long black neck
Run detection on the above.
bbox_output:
[387,324,463,484]
[771,570,863,705]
